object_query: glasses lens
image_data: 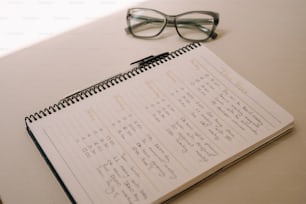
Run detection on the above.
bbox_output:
[176,12,215,41]
[128,9,166,38]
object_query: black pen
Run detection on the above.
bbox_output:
[130,52,169,66]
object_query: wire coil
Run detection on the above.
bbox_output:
[25,42,201,123]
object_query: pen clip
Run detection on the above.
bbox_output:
[130,52,169,66]
[130,55,154,66]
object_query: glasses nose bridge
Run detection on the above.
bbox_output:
[165,15,177,26]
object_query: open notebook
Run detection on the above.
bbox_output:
[25,43,294,204]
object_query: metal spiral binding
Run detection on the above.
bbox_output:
[25,42,201,123]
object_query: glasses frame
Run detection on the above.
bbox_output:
[126,8,219,42]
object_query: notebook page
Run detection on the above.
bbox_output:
[28,46,294,204]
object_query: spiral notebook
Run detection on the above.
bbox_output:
[25,43,294,204]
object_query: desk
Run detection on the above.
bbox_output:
[0,0,305,203]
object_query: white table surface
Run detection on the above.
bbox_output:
[0,0,305,203]
[0,0,145,58]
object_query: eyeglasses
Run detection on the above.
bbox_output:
[125,8,219,42]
